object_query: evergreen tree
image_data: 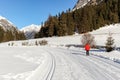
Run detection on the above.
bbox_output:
[118,0,120,21]
[0,27,4,42]
[66,12,75,35]
[57,12,67,36]
[105,32,114,52]
[47,15,55,37]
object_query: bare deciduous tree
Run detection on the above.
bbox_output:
[81,33,96,47]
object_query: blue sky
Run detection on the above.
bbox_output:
[0,0,77,29]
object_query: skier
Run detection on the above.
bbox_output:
[85,44,90,56]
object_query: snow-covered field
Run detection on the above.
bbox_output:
[0,24,120,80]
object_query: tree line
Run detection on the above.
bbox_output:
[35,0,120,38]
[0,26,26,43]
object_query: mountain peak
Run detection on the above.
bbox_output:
[0,16,17,32]
[21,24,41,39]
[0,16,26,42]
[21,24,40,32]
[0,16,6,20]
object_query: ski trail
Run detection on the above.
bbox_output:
[45,47,95,80]
[45,50,56,80]
[25,48,55,80]
[25,47,120,80]
[51,47,120,80]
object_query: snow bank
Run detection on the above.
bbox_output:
[0,47,48,80]
[0,71,32,80]
[91,24,120,47]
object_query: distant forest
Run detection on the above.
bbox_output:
[35,0,120,38]
[0,27,26,43]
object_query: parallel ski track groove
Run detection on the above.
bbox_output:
[44,49,56,80]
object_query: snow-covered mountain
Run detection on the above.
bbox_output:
[73,0,102,11]
[0,16,25,42]
[0,16,18,32]
[21,24,40,39]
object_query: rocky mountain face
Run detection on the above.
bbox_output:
[73,0,90,11]
[21,24,40,39]
[0,16,25,42]
[73,0,102,11]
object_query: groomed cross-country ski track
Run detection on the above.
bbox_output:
[24,47,120,80]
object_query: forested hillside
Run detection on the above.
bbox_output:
[0,26,25,42]
[35,0,120,38]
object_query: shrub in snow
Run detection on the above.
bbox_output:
[35,41,38,46]
[8,42,14,46]
[22,42,29,46]
[11,42,14,46]
[81,32,96,47]
[39,40,48,45]
[8,43,10,46]
[105,32,114,52]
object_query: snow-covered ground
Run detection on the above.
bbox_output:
[0,24,120,80]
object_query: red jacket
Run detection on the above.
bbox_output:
[85,44,90,51]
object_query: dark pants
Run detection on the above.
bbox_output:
[86,50,89,56]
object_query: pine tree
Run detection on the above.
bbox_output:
[105,32,114,52]
[118,0,120,21]
[47,15,55,37]
[66,12,75,35]
[0,27,4,42]
[57,11,67,36]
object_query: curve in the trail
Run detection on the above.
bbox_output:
[46,47,120,80]
[25,47,120,80]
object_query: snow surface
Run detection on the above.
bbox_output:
[0,23,120,80]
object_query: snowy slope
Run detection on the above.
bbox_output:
[21,24,40,39]
[91,24,120,47]
[0,23,120,80]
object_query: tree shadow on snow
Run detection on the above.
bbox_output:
[90,49,106,52]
